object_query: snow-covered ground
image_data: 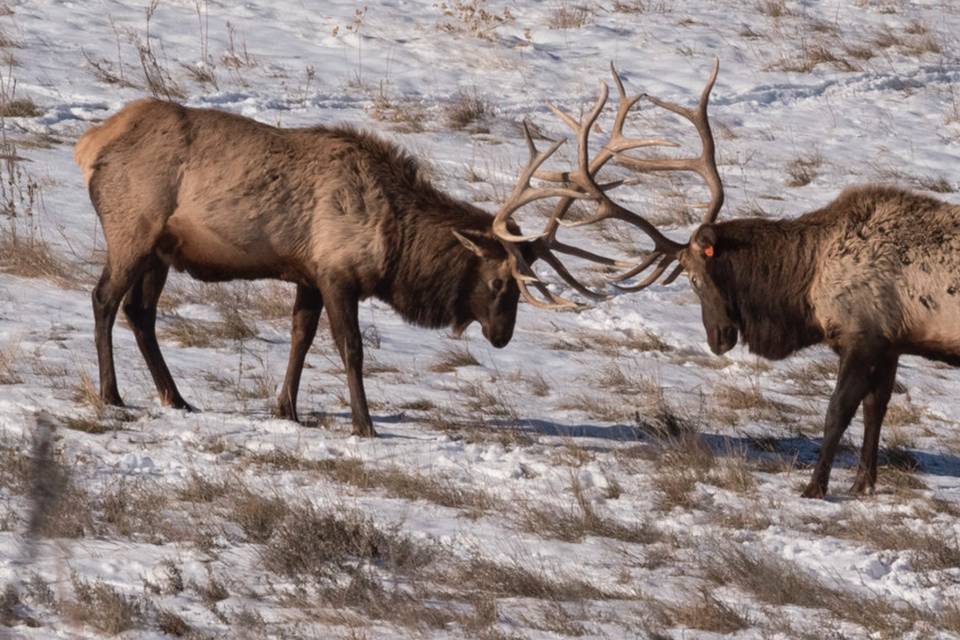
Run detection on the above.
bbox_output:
[2,0,960,638]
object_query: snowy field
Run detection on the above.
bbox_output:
[2,0,960,638]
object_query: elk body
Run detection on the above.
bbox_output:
[74,99,610,436]
[575,61,960,497]
[677,186,960,497]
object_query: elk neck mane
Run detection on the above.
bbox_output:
[710,216,828,359]
[323,125,496,329]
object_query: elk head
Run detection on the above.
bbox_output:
[531,59,732,354]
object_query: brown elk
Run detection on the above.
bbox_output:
[559,61,960,498]
[73,99,624,436]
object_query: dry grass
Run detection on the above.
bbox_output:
[515,475,659,544]
[652,432,756,510]
[446,89,491,131]
[785,152,823,187]
[263,502,432,585]
[368,85,426,133]
[757,0,788,17]
[712,379,793,425]
[0,342,21,384]
[430,344,481,373]
[0,225,79,287]
[548,3,592,29]
[230,491,289,543]
[447,554,616,601]
[656,588,751,633]
[72,369,106,416]
[434,1,514,40]
[161,311,256,348]
[0,97,39,117]
[65,574,146,635]
[612,0,671,12]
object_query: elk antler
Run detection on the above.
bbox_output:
[493,60,723,306]
[608,59,724,291]
[492,123,626,309]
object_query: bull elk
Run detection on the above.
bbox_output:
[73,99,624,436]
[562,60,959,498]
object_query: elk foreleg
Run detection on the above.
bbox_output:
[802,345,881,499]
[851,354,899,495]
[276,285,323,422]
[322,284,375,437]
[122,257,193,411]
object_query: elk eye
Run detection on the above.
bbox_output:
[490,278,504,292]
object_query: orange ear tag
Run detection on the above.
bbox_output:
[704,246,714,258]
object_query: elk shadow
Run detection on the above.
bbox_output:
[493,417,960,479]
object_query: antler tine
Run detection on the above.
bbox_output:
[616,58,724,224]
[492,122,590,243]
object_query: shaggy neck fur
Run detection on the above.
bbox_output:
[321,125,506,329]
[384,202,491,329]
[711,217,827,360]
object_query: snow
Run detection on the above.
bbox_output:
[2,0,960,638]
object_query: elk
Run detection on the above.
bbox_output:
[558,60,960,498]
[73,99,624,437]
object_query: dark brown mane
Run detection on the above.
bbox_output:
[710,217,826,359]
[317,126,503,329]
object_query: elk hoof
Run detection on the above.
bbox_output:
[800,482,828,499]
[850,476,875,496]
[352,424,377,438]
[164,395,197,412]
[275,402,298,423]
[102,391,125,407]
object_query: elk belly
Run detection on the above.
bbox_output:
[157,216,283,282]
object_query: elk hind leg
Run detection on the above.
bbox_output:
[851,354,899,495]
[276,284,323,422]
[122,256,193,410]
[93,254,152,407]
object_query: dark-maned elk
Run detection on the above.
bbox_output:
[74,99,622,437]
[552,60,960,498]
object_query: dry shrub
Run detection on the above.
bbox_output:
[430,344,480,373]
[230,491,289,543]
[548,3,592,29]
[434,1,514,40]
[156,608,191,636]
[0,225,78,287]
[72,369,106,416]
[263,502,431,583]
[0,97,39,117]
[316,457,497,515]
[449,554,614,601]
[516,476,658,544]
[657,588,751,633]
[612,0,670,12]
[161,312,255,348]
[785,152,823,187]
[368,86,426,133]
[65,574,145,635]
[712,379,792,424]
[0,342,20,384]
[177,472,229,503]
[446,89,491,131]
[653,433,756,510]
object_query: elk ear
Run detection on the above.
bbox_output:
[694,225,718,258]
[452,230,492,259]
